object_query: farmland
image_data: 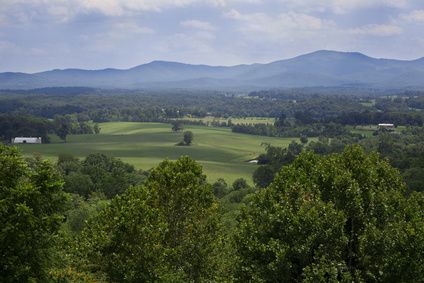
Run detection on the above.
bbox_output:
[18,122,298,183]
[176,116,275,125]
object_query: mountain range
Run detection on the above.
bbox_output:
[1,50,424,90]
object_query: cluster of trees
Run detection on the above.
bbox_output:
[171,122,195,146]
[252,127,424,193]
[76,157,222,282]
[236,146,424,282]
[363,128,424,193]
[232,121,351,138]
[57,153,147,198]
[1,145,423,282]
[0,88,289,121]
[232,123,278,136]
[53,115,100,142]
[0,145,67,281]
[2,89,424,143]
[335,111,423,126]
[0,114,100,144]
[0,114,51,142]
[253,142,304,188]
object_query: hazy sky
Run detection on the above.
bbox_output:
[1,0,424,72]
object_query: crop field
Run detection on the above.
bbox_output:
[18,122,298,183]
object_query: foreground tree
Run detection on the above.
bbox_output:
[235,145,424,282]
[80,156,222,282]
[0,145,67,281]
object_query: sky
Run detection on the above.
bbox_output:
[1,0,424,72]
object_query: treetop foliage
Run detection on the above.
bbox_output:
[0,145,67,282]
[235,145,424,282]
[78,156,223,282]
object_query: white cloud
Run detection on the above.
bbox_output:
[181,20,216,31]
[114,21,155,34]
[400,10,424,22]
[0,0,263,22]
[349,24,402,36]
[225,10,334,39]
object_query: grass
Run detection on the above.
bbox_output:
[177,116,275,125]
[359,99,376,107]
[18,122,298,184]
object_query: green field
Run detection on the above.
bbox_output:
[18,122,298,183]
[177,116,275,125]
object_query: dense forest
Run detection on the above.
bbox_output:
[1,87,424,281]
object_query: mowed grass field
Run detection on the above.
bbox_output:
[18,122,299,183]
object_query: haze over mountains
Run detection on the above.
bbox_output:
[2,50,424,90]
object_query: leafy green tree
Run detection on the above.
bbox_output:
[57,153,81,175]
[253,142,304,189]
[54,115,72,142]
[403,167,424,192]
[300,135,308,144]
[93,123,101,134]
[80,156,222,282]
[235,146,424,282]
[171,120,183,132]
[183,130,194,145]
[63,172,94,197]
[212,178,229,198]
[275,112,287,128]
[232,178,248,191]
[253,165,275,188]
[81,153,144,198]
[0,145,67,281]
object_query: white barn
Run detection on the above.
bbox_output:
[378,123,395,130]
[12,137,42,144]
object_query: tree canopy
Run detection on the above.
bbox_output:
[183,130,194,145]
[0,145,67,282]
[235,145,424,282]
[79,156,222,282]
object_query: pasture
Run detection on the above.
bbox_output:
[18,122,298,183]
[177,116,275,125]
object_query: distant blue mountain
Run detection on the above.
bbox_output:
[1,50,424,90]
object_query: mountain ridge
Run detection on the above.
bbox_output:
[2,50,424,90]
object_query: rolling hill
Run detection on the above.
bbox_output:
[2,50,424,90]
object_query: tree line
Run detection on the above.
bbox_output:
[0,114,100,143]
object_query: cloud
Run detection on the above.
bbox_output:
[400,10,424,22]
[114,21,155,34]
[0,0,263,23]
[180,20,216,31]
[349,24,402,36]
[225,10,334,39]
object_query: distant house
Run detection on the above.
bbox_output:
[12,137,42,144]
[378,123,395,131]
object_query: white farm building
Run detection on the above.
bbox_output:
[378,123,395,130]
[12,137,42,144]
